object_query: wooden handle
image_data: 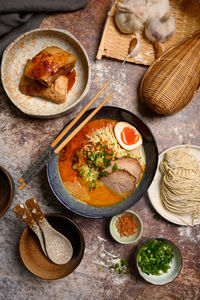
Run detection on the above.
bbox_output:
[25,198,45,224]
[14,203,36,229]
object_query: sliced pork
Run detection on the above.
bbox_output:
[104,157,142,184]
[100,170,136,194]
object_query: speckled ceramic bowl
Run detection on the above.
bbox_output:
[1,28,91,118]
[109,210,143,244]
[47,107,158,218]
[136,237,182,285]
[19,214,85,280]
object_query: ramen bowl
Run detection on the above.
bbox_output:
[47,106,158,218]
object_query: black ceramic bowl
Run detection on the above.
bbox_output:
[19,214,85,280]
[47,106,158,218]
[0,166,14,216]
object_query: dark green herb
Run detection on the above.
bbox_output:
[86,143,115,170]
[137,239,174,275]
[108,258,129,274]
[73,142,116,192]
[101,171,109,176]
[112,163,119,172]
[153,213,161,221]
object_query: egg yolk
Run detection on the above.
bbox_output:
[121,127,139,145]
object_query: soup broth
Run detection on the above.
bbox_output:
[58,119,145,207]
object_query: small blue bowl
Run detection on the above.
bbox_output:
[47,106,158,218]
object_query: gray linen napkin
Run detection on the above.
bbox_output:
[0,0,88,57]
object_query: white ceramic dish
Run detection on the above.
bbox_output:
[109,210,143,244]
[148,145,200,226]
[1,28,91,118]
[136,237,182,285]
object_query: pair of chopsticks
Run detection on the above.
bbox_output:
[18,82,113,190]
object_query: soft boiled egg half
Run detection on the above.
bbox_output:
[114,122,143,151]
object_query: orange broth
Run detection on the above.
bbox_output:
[58,119,131,207]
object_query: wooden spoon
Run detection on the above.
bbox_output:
[25,198,73,265]
[14,203,47,256]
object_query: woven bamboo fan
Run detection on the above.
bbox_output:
[97,0,200,65]
[140,30,200,115]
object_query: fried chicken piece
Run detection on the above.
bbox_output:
[19,62,69,104]
[24,46,77,87]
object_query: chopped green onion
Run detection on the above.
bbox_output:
[137,239,174,275]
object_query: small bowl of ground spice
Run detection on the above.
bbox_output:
[109,210,143,244]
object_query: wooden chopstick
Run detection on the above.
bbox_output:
[18,91,113,190]
[18,82,109,184]
[54,92,114,154]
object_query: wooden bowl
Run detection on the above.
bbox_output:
[0,166,14,217]
[47,107,158,218]
[19,214,85,279]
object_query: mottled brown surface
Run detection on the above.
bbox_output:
[0,1,200,299]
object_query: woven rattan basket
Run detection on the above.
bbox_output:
[140,30,200,115]
[97,0,200,65]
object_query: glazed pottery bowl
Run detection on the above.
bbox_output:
[109,210,143,244]
[19,214,85,279]
[47,106,158,218]
[1,28,91,119]
[0,166,14,217]
[136,237,182,285]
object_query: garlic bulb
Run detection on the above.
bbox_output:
[115,0,148,34]
[145,14,176,42]
[115,0,170,34]
[146,0,170,21]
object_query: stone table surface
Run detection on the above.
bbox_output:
[0,1,200,299]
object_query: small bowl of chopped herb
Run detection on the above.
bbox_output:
[136,237,182,285]
[109,210,143,244]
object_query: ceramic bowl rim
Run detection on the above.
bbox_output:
[135,236,183,285]
[0,165,15,217]
[109,210,143,244]
[19,213,85,280]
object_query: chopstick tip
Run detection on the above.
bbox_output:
[18,177,24,183]
[19,182,26,190]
